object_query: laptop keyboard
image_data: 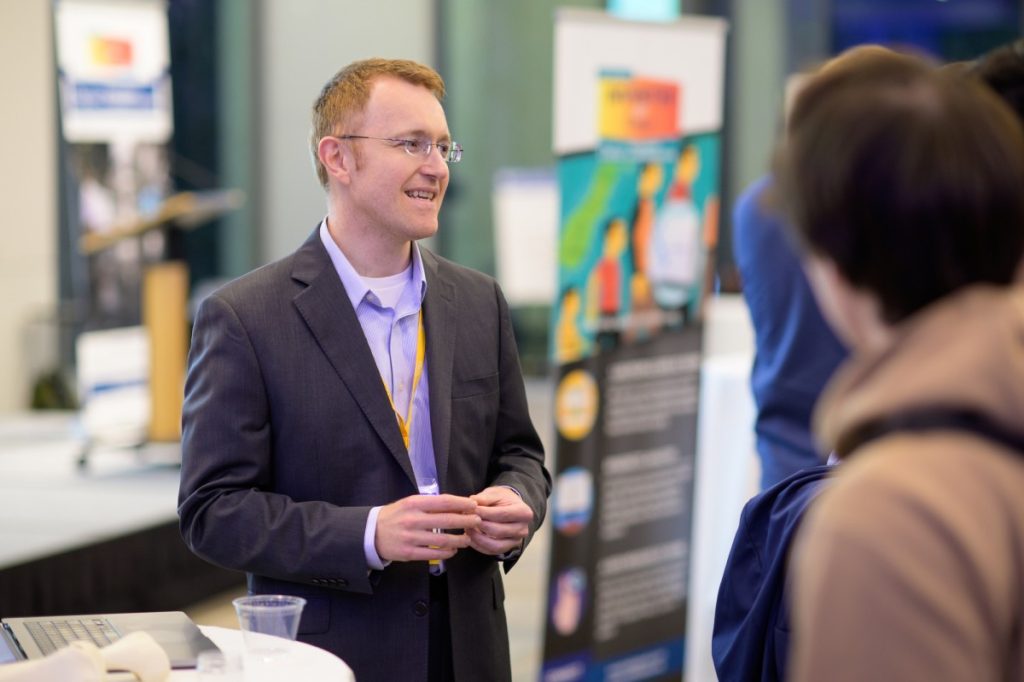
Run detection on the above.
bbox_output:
[25,618,120,655]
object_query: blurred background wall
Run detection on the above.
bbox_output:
[256,0,435,262]
[0,2,58,413]
[0,0,1018,412]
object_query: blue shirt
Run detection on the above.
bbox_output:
[732,176,848,489]
[319,221,437,569]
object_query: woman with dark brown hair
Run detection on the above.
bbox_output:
[778,49,1024,682]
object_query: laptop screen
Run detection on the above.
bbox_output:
[0,627,21,665]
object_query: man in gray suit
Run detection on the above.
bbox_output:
[177,58,550,682]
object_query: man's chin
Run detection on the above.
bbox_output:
[415,220,440,236]
[412,222,440,240]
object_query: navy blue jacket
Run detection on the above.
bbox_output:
[732,176,847,489]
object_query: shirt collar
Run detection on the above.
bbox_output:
[318,219,427,311]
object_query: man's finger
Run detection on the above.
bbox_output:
[426,512,482,531]
[413,493,478,513]
[467,528,520,556]
[476,502,532,523]
[476,520,528,540]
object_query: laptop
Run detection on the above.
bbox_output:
[0,611,218,669]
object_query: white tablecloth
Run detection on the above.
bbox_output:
[685,296,760,682]
[169,626,354,681]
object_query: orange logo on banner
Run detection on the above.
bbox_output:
[599,76,680,141]
[90,36,133,66]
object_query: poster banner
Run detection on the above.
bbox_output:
[544,9,727,681]
[53,0,176,328]
[547,331,701,681]
[55,0,173,144]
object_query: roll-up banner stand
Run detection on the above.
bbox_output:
[55,0,185,446]
[544,9,727,681]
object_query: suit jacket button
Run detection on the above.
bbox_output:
[413,600,429,617]
[338,578,348,587]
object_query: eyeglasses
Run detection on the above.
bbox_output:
[336,135,463,163]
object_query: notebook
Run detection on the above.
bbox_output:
[0,611,218,669]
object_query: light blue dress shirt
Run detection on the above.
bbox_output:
[318,222,438,569]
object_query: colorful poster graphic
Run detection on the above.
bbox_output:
[552,71,721,364]
[545,76,716,680]
[545,10,727,681]
[598,73,679,141]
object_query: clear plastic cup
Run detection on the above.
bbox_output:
[232,594,306,641]
[234,593,305,647]
[233,595,306,680]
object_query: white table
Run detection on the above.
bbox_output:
[169,626,354,681]
[686,296,760,682]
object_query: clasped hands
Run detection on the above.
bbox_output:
[375,486,532,563]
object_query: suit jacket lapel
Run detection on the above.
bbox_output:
[421,249,456,490]
[289,231,416,487]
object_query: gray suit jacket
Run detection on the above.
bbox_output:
[178,230,550,681]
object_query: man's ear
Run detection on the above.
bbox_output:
[804,255,888,351]
[318,136,353,185]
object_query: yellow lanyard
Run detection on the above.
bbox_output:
[382,311,425,450]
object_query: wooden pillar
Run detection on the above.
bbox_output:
[143,261,188,442]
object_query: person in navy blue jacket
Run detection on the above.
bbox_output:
[732,176,847,490]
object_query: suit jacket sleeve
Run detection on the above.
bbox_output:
[487,281,551,566]
[177,291,375,594]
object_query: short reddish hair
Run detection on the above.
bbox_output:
[310,58,445,187]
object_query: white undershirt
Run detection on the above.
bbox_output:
[361,266,412,310]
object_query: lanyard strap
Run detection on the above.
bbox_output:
[382,311,425,450]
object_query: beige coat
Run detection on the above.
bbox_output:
[790,285,1024,682]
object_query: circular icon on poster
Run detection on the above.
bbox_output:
[553,467,593,537]
[550,567,587,636]
[555,369,599,441]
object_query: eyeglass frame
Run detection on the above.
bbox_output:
[333,134,463,164]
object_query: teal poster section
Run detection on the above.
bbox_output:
[552,133,720,365]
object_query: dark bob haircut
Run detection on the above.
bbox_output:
[969,39,1024,126]
[775,48,1024,324]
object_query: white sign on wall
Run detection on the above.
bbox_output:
[55,0,173,143]
[493,168,559,306]
[553,8,726,155]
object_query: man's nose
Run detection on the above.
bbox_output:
[420,146,449,176]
